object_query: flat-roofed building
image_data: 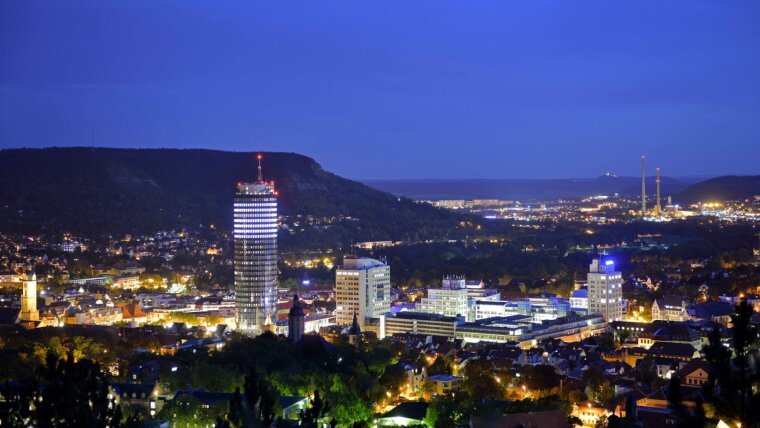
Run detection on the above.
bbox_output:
[335,257,391,328]
[587,258,623,322]
[380,312,462,339]
[417,277,469,319]
[456,315,533,344]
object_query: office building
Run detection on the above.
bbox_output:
[234,154,278,336]
[417,276,499,321]
[335,257,390,328]
[417,276,469,319]
[380,312,463,339]
[570,288,588,311]
[474,296,571,323]
[587,258,623,322]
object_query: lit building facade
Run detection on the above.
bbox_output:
[234,155,278,336]
[587,258,623,322]
[417,277,469,319]
[19,267,39,322]
[335,257,390,328]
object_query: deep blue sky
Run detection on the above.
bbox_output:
[2,1,759,179]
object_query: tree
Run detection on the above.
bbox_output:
[299,390,329,428]
[520,365,561,393]
[158,395,227,427]
[424,396,459,428]
[379,363,407,395]
[730,299,756,422]
[0,352,122,427]
[427,355,453,376]
[244,369,280,427]
[461,359,504,400]
[624,393,637,428]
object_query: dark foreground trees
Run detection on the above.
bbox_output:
[0,352,122,428]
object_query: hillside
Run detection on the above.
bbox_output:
[364,175,695,201]
[0,148,462,240]
[677,175,760,204]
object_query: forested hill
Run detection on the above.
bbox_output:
[676,175,760,204]
[0,147,462,239]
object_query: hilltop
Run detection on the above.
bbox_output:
[0,148,461,240]
[364,175,696,201]
[676,175,760,204]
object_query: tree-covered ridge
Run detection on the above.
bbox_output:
[0,147,462,239]
[677,175,760,204]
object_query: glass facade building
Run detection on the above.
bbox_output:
[234,168,278,336]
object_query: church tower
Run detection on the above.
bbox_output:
[19,266,39,322]
[348,312,362,345]
[288,294,305,342]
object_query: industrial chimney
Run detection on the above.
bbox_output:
[655,167,662,215]
[641,156,646,216]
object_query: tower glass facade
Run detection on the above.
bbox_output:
[234,175,278,336]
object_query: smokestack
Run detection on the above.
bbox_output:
[641,156,646,216]
[655,167,661,215]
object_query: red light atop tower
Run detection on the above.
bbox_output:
[257,153,263,161]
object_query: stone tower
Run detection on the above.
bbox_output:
[288,294,305,342]
[19,266,39,322]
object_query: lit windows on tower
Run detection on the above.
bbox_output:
[234,154,278,336]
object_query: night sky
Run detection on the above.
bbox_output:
[2,1,759,179]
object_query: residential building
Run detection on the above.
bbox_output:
[652,296,689,321]
[426,374,461,395]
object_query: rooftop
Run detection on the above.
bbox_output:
[339,257,387,270]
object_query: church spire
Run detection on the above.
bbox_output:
[349,311,361,335]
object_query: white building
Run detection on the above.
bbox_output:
[474,296,571,323]
[417,277,469,319]
[570,289,588,311]
[335,257,391,328]
[587,258,623,322]
[417,277,499,321]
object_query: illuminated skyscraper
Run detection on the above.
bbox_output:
[234,154,278,336]
[587,258,622,322]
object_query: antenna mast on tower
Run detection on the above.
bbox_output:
[257,153,263,182]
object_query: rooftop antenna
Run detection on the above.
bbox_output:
[257,153,263,182]
[640,155,646,217]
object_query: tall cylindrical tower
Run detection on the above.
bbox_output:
[640,156,646,216]
[655,167,661,215]
[234,154,278,336]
